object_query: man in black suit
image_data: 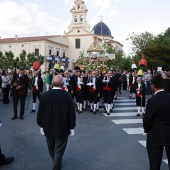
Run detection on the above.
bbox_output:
[37,75,76,170]
[11,66,29,120]
[143,76,170,170]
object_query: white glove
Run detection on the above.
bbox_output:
[40,128,45,135]
[70,129,75,136]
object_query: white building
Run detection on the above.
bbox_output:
[0,0,123,71]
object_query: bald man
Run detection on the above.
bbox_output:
[133,76,146,116]
[37,75,76,170]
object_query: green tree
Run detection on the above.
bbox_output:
[4,51,15,69]
[142,28,170,70]
[102,43,115,54]
[126,31,154,53]
[18,50,45,69]
[0,51,5,69]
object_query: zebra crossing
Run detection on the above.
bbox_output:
[103,96,168,166]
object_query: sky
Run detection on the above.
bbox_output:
[0,0,169,55]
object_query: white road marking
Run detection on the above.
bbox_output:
[115,103,136,106]
[112,119,142,124]
[123,128,144,134]
[103,113,138,117]
[113,107,136,111]
[163,159,168,164]
[114,99,135,102]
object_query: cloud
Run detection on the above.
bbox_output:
[0,1,64,38]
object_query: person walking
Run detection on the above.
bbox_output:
[30,71,43,113]
[143,75,170,170]
[11,66,29,120]
[133,77,146,116]
[37,75,76,170]
[45,71,51,91]
[1,70,10,104]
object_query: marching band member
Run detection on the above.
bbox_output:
[102,70,115,115]
[30,71,43,113]
[87,71,101,114]
[73,70,84,113]
[133,77,146,116]
[129,72,136,99]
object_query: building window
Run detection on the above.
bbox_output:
[35,48,39,56]
[75,39,80,49]
[49,49,52,55]
[57,51,59,56]
[63,52,65,57]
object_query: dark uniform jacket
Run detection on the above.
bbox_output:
[32,76,43,93]
[37,89,76,140]
[11,74,29,96]
[143,91,170,146]
[133,81,146,96]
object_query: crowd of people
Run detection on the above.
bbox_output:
[0,67,170,169]
[0,68,170,117]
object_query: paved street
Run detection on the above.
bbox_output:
[0,90,168,170]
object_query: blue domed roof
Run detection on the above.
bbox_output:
[92,21,112,36]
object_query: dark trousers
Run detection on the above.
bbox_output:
[123,82,127,90]
[13,95,26,116]
[33,90,40,103]
[46,137,68,170]
[136,95,145,107]
[129,85,134,94]
[0,148,5,165]
[89,91,97,104]
[146,81,151,95]
[2,88,9,104]
[103,90,113,104]
[75,91,84,104]
[147,144,170,170]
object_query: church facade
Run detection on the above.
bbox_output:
[0,0,123,71]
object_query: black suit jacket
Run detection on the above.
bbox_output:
[143,91,170,146]
[133,81,146,96]
[37,89,76,140]
[32,76,43,93]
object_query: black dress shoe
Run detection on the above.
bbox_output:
[105,110,107,113]
[11,116,17,120]
[93,111,96,114]
[107,112,110,115]
[136,113,140,116]
[90,109,93,112]
[79,111,82,113]
[30,110,35,113]
[96,109,99,112]
[129,96,131,99]
[19,116,24,120]
[5,157,14,165]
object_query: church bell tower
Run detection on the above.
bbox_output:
[64,0,91,35]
